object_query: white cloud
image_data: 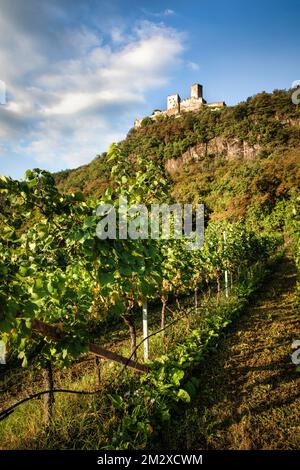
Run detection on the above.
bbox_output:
[25,116,124,168]
[0,1,185,172]
[164,9,176,16]
[141,8,176,18]
[111,27,125,44]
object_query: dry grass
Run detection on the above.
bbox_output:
[0,289,219,449]
[1,256,299,449]
[168,255,300,449]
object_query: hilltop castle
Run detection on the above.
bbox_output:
[134,83,226,128]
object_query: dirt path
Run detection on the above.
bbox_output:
[176,255,300,449]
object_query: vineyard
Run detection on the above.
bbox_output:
[1,138,299,450]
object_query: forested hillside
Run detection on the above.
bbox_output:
[55,89,300,224]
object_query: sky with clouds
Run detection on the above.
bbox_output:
[0,0,299,179]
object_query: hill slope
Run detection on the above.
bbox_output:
[55,89,300,224]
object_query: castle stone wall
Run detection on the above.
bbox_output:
[133,83,226,128]
[180,97,204,112]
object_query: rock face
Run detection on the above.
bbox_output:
[165,137,261,175]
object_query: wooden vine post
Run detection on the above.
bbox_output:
[123,302,137,361]
[161,296,167,348]
[95,357,101,387]
[194,287,198,315]
[32,319,149,373]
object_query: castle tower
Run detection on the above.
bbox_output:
[167,93,181,112]
[191,83,203,99]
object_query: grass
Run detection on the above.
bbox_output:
[0,286,242,449]
[1,254,298,449]
[163,254,300,450]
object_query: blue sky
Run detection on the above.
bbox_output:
[0,0,299,179]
